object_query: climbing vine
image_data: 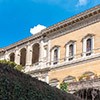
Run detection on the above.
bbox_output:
[60,82,68,92]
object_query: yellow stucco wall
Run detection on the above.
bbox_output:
[50,22,100,59]
[49,22,100,85]
[49,59,100,84]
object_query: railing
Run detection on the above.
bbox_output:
[24,47,100,72]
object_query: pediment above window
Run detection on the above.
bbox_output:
[63,75,76,83]
[81,33,95,42]
[83,71,95,76]
[49,78,59,87]
[79,71,96,81]
[50,45,60,51]
[65,40,76,47]
[49,78,59,83]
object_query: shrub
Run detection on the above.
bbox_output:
[0,60,23,71]
[0,62,81,100]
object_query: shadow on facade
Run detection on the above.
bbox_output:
[32,43,40,64]
[74,88,100,100]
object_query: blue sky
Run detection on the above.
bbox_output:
[0,0,100,48]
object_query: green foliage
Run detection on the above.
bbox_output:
[0,63,80,100]
[0,60,23,71]
[60,82,68,92]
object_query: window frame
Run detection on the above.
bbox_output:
[82,34,94,57]
[49,79,59,88]
[51,45,60,65]
[63,75,76,83]
[65,40,76,61]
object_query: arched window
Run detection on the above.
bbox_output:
[69,44,74,60]
[65,40,76,61]
[82,34,94,57]
[32,43,40,64]
[53,48,58,64]
[51,45,60,65]
[86,38,92,56]
[20,48,26,66]
[63,76,76,83]
[9,53,15,62]
[49,79,59,87]
[79,71,96,81]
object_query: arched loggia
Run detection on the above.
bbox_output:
[32,43,40,64]
[20,48,26,66]
[9,53,15,62]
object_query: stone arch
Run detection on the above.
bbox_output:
[9,52,15,62]
[32,43,40,64]
[49,78,59,87]
[79,71,96,81]
[20,48,26,66]
[74,88,100,100]
[63,75,76,83]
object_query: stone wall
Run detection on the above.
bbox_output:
[68,78,100,93]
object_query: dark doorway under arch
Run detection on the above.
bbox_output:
[20,48,26,66]
[9,53,15,62]
[32,43,40,64]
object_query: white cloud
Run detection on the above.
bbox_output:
[76,0,88,7]
[30,24,46,35]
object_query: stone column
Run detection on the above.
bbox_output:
[45,73,49,83]
[92,36,94,53]
[4,51,10,61]
[15,48,20,65]
[82,39,86,57]
[26,44,32,66]
[39,40,44,64]
[47,40,51,65]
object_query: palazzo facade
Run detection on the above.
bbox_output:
[0,5,100,89]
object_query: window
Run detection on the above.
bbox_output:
[69,44,74,60]
[82,34,94,57]
[49,79,59,87]
[53,49,58,64]
[65,40,76,61]
[63,76,76,83]
[20,48,26,66]
[86,38,92,56]
[79,71,96,81]
[51,45,60,65]
[9,53,15,62]
[32,43,40,64]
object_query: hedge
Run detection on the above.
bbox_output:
[0,62,80,100]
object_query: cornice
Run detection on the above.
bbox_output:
[43,5,100,35]
[48,12,100,40]
[3,32,43,51]
[1,5,100,52]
